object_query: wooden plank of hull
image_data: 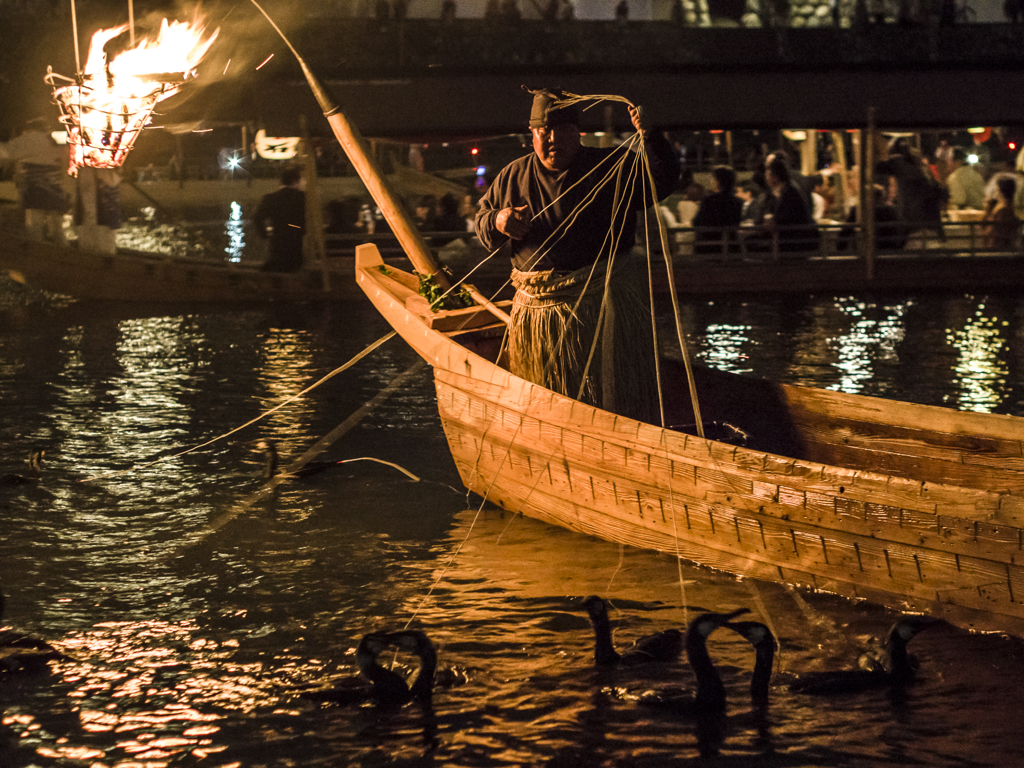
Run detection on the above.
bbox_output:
[775,379,1024,492]
[354,244,1024,635]
[438,394,1024,635]
[689,365,1024,503]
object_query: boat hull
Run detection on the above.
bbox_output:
[0,220,357,303]
[355,243,1024,637]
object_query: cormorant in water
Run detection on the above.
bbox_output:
[725,620,777,709]
[0,449,45,486]
[0,588,68,672]
[637,608,750,714]
[256,440,346,480]
[788,615,942,695]
[391,629,438,706]
[583,595,684,666]
[299,632,411,706]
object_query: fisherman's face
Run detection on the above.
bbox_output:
[532,123,580,172]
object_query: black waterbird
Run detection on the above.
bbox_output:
[256,440,345,480]
[0,588,69,672]
[299,632,411,707]
[0,449,45,486]
[391,629,439,706]
[725,620,778,709]
[583,595,684,666]
[636,608,751,715]
[788,614,942,695]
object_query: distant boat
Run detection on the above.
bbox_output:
[0,208,358,303]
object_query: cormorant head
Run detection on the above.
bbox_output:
[582,595,609,622]
[725,620,778,653]
[886,615,943,646]
[354,631,393,673]
[689,608,750,638]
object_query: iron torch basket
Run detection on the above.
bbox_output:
[45,67,187,176]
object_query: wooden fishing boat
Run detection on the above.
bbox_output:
[267,20,1024,637]
[0,213,359,303]
[355,244,1024,638]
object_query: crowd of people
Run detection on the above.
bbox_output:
[667,134,1024,257]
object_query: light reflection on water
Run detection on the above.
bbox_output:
[4,285,1024,765]
[830,297,908,395]
[946,300,1009,413]
[225,202,245,263]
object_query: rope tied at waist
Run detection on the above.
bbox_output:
[506,258,656,423]
[510,259,610,306]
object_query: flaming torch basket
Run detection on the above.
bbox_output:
[46,69,186,176]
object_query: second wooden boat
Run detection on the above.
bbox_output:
[0,211,361,303]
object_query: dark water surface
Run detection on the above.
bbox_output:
[4,276,1024,767]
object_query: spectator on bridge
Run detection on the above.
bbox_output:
[615,0,629,21]
[748,156,820,254]
[737,179,765,225]
[765,148,813,214]
[413,194,437,231]
[983,177,1021,250]
[879,137,946,237]
[933,133,956,183]
[838,182,906,252]
[440,0,457,22]
[692,166,744,256]
[984,149,1016,208]
[946,147,986,210]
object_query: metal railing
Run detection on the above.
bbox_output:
[664,219,1022,262]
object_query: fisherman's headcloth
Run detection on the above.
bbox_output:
[524,86,579,129]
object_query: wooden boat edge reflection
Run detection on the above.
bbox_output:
[355,242,1024,639]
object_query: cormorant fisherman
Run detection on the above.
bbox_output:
[476,87,679,422]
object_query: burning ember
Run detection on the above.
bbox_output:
[47,16,219,175]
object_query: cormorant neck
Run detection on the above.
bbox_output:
[887,635,914,682]
[591,610,620,665]
[262,444,278,479]
[750,643,775,703]
[687,630,725,710]
[409,643,437,703]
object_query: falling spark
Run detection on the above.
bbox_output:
[256,54,273,70]
[223,58,231,75]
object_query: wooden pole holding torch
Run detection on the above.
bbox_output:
[246,0,448,289]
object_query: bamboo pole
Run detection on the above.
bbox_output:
[464,284,511,324]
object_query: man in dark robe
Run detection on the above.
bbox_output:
[476,87,679,422]
[254,167,306,272]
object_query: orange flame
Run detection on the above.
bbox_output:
[50,15,219,174]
